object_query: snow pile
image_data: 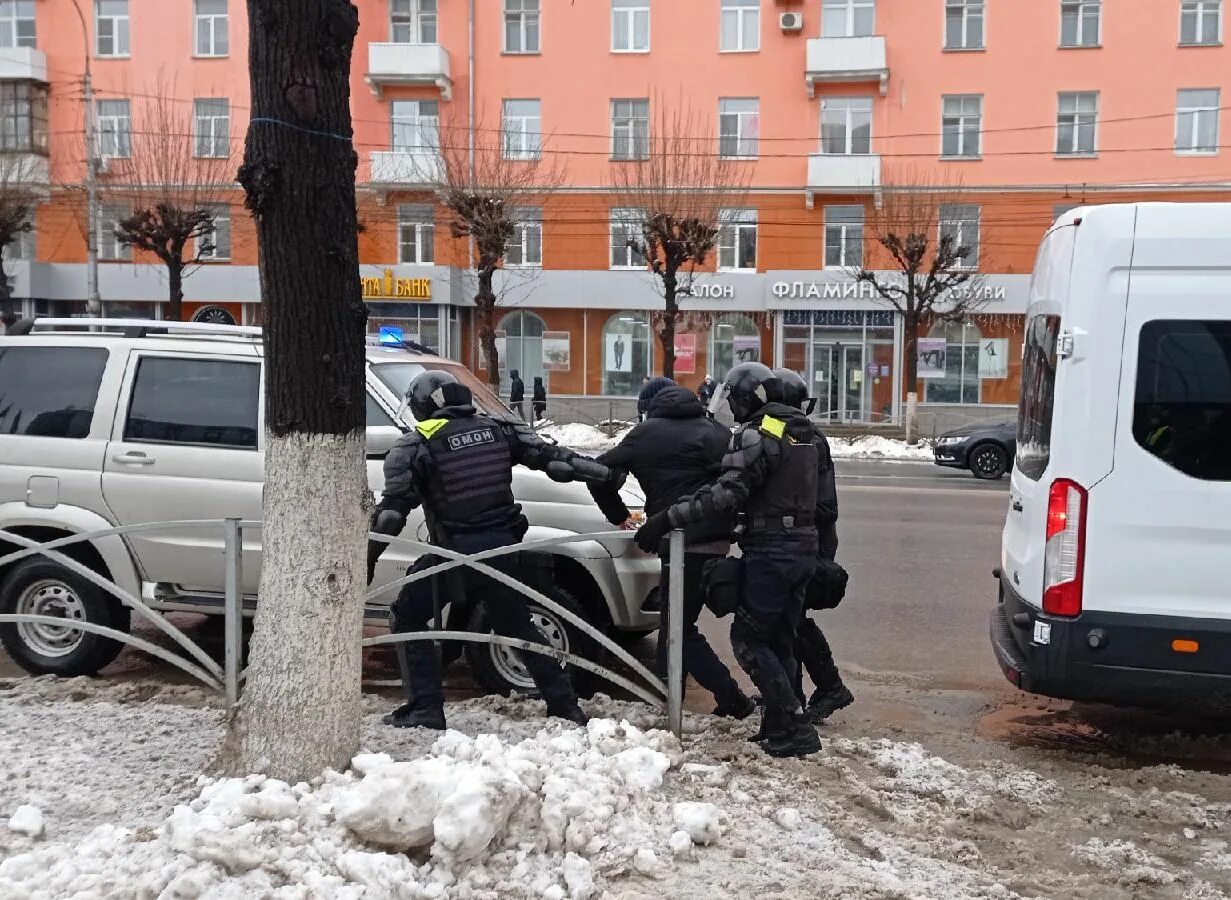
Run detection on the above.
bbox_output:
[541,422,626,453]
[1074,838,1178,886]
[828,436,935,461]
[6,806,42,839]
[0,717,715,899]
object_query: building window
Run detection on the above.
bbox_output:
[0,81,47,154]
[944,0,984,49]
[505,207,543,267]
[823,0,876,37]
[194,0,228,56]
[611,98,649,160]
[824,205,864,268]
[96,98,131,159]
[397,204,435,264]
[925,321,982,404]
[718,98,759,159]
[391,0,437,43]
[99,204,130,261]
[939,204,980,269]
[602,311,652,395]
[198,204,230,261]
[1056,91,1098,155]
[502,99,541,160]
[720,0,759,51]
[1177,88,1221,152]
[821,98,873,155]
[710,314,760,382]
[610,208,647,269]
[0,1,35,49]
[1,217,32,261]
[1060,0,1100,47]
[498,310,547,388]
[1181,0,1221,44]
[391,99,439,150]
[718,209,757,271]
[942,95,982,158]
[612,0,649,51]
[193,98,230,158]
[504,0,540,53]
[95,0,130,57]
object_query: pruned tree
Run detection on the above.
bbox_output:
[218,0,369,782]
[849,170,988,442]
[434,114,563,386]
[610,100,750,379]
[0,154,41,322]
[103,77,234,321]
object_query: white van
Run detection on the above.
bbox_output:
[993,203,1231,708]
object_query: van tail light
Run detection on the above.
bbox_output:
[1043,478,1087,617]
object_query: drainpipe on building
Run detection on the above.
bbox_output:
[70,0,101,317]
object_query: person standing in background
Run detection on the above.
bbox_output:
[532,376,547,423]
[509,369,526,420]
[697,375,717,407]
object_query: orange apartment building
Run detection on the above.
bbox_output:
[2,0,1230,428]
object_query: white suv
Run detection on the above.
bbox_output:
[0,319,658,694]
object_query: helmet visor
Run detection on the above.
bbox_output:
[707,382,732,418]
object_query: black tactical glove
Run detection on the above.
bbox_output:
[635,511,671,554]
[367,508,407,585]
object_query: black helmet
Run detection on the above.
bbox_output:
[773,368,809,411]
[710,362,779,423]
[407,369,471,421]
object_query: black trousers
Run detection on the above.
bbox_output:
[389,530,577,710]
[656,548,744,709]
[795,528,842,701]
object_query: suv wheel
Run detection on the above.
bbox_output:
[0,559,131,676]
[970,443,1009,480]
[465,585,599,698]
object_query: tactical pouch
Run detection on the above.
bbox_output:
[806,558,850,611]
[701,556,744,618]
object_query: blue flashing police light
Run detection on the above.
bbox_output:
[379,326,404,346]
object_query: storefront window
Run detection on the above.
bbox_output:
[602,311,652,395]
[779,309,896,424]
[924,321,981,404]
[498,310,546,390]
[709,313,760,382]
[366,302,447,354]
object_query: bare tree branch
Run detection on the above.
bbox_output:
[0,154,42,320]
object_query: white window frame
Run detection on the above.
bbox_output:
[95,0,130,57]
[718,98,759,159]
[611,98,649,161]
[717,209,757,272]
[391,0,437,43]
[391,99,439,151]
[96,98,131,159]
[939,204,980,270]
[1056,91,1098,155]
[504,0,540,54]
[99,203,130,261]
[822,0,876,37]
[1180,0,1222,45]
[821,97,873,155]
[505,208,543,268]
[1059,0,1101,47]
[719,0,759,53]
[824,205,864,268]
[197,204,230,261]
[502,99,542,160]
[944,0,984,50]
[0,1,36,50]
[397,204,435,265]
[194,0,228,57]
[610,208,647,270]
[612,0,650,52]
[1176,88,1221,154]
[193,98,230,159]
[941,94,983,158]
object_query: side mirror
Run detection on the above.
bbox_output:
[366,425,402,459]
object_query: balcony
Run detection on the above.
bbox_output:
[805,153,881,206]
[369,149,443,187]
[366,43,452,99]
[805,36,888,97]
[0,47,47,83]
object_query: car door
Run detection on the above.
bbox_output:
[101,350,263,595]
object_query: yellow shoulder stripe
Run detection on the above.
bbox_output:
[415,418,448,438]
[760,416,786,439]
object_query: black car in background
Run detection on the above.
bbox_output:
[933,421,1017,480]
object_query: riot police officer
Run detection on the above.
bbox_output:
[369,370,616,730]
[636,362,821,758]
[774,368,855,723]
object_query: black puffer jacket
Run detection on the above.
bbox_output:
[588,385,734,545]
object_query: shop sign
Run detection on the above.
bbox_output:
[542,331,571,372]
[781,309,895,328]
[674,333,697,374]
[979,338,1009,379]
[361,268,432,301]
[772,279,1007,303]
[918,338,947,379]
[692,283,736,299]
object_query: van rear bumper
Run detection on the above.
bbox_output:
[991,576,1231,709]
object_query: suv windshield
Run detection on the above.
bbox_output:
[370,361,512,419]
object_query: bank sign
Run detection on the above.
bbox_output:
[362,268,432,301]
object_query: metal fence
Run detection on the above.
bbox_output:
[0,520,686,736]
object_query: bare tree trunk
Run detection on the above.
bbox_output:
[167,259,184,322]
[220,0,368,783]
[903,311,920,444]
[660,271,677,380]
[476,267,499,386]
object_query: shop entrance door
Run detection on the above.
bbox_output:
[810,342,866,423]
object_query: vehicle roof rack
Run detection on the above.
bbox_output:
[12,318,263,339]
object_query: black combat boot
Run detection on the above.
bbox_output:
[762,713,822,758]
[749,705,786,744]
[806,683,854,724]
[546,701,589,726]
[713,690,757,720]
[383,702,447,730]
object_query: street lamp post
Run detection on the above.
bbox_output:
[69,0,100,317]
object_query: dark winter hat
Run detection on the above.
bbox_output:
[636,376,675,413]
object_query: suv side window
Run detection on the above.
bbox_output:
[366,392,397,428]
[124,356,260,449]
[0,347,108,439]
[1016,314,1061,481]
[1133,320,1231,481]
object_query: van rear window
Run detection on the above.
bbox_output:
[1133,320,1231,481]
[1016,315,1061,481]
[0,347,108,439]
